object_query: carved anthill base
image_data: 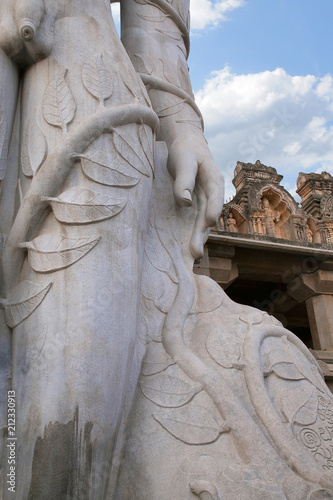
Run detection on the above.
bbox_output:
[115,144,333,500]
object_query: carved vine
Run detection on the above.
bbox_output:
[1,63,159,327]
[141,176,333,493]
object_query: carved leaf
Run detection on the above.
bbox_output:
[145,219,178,283]
[20,139,32,177]
[178,58,193,97]
[43,69,76,132]
[160,58,179,88]
[176,118,202,130]
[82,54,113,104]
[45,187,126,224]
[156,29,182,42]
[133,53,155,75]
[20,234,101,273]
[19,328,48,374]
[137,297,162,344]
[29,117,47,174]
[206,326,241,369]
[21,125,33,177]
[265,348,288,368]
[117,62,142,100]
[293,387,318,426]
[21,116,47,176]
[137,313,153,345]
[140,373,201,408]
[193,276,224,314]
[113,126,150,177]
[153,405,226,445]
[287,343,325,391]
[141,265,163,303]
[119,62,151,106]
[280,386,314,424]
[0,112,7,180]
[141,260,176,313]
[5,281,52,328]
[239,310,264,326]
[153,272,177,313]
[138,13,168,23]
[265,348,305,380]
[137,123,154,175]
[78,150,140,187]
[156,97,185,118]
[141,342,175,376]
[271,362,305,381]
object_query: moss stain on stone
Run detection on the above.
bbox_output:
[28,408,94,499]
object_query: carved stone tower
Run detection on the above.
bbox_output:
[220,160,307,241]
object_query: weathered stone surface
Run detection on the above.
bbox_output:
[0,1,333,499]
[116,145,333,500]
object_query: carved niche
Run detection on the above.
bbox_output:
[221,161,310,243]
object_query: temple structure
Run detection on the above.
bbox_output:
[197,161,333,388]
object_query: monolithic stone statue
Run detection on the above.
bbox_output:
[0,1,333,499]
[0,0,221,497]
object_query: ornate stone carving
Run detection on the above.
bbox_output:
[226,211,238,233]
[220,161,332,246]
[306,224,314,243]
[297,172,333,245]
[117,151,333,499]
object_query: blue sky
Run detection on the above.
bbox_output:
[190,0,333,91]
[189,0,333,200]
[113,0,333,201]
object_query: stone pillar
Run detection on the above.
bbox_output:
[306,295,333,349]
[193,246,211,277]
[209,256,238,289]
[206,244,239,289]
[288,267,333,350]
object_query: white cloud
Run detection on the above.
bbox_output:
[190,0,245,31]
[195,66,333,200]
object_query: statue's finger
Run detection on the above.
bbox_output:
[199,159,224,226]
[167,145,197,207]
[190,185,208,259]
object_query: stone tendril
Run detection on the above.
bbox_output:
[3,104,159,293]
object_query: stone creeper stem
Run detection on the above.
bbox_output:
[3,104,158,294]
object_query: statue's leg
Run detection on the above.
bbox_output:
[11,167,152,499]
[0,47,19,497]
[0,3,157,497]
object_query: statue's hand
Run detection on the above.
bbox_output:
[167,133,224,259]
